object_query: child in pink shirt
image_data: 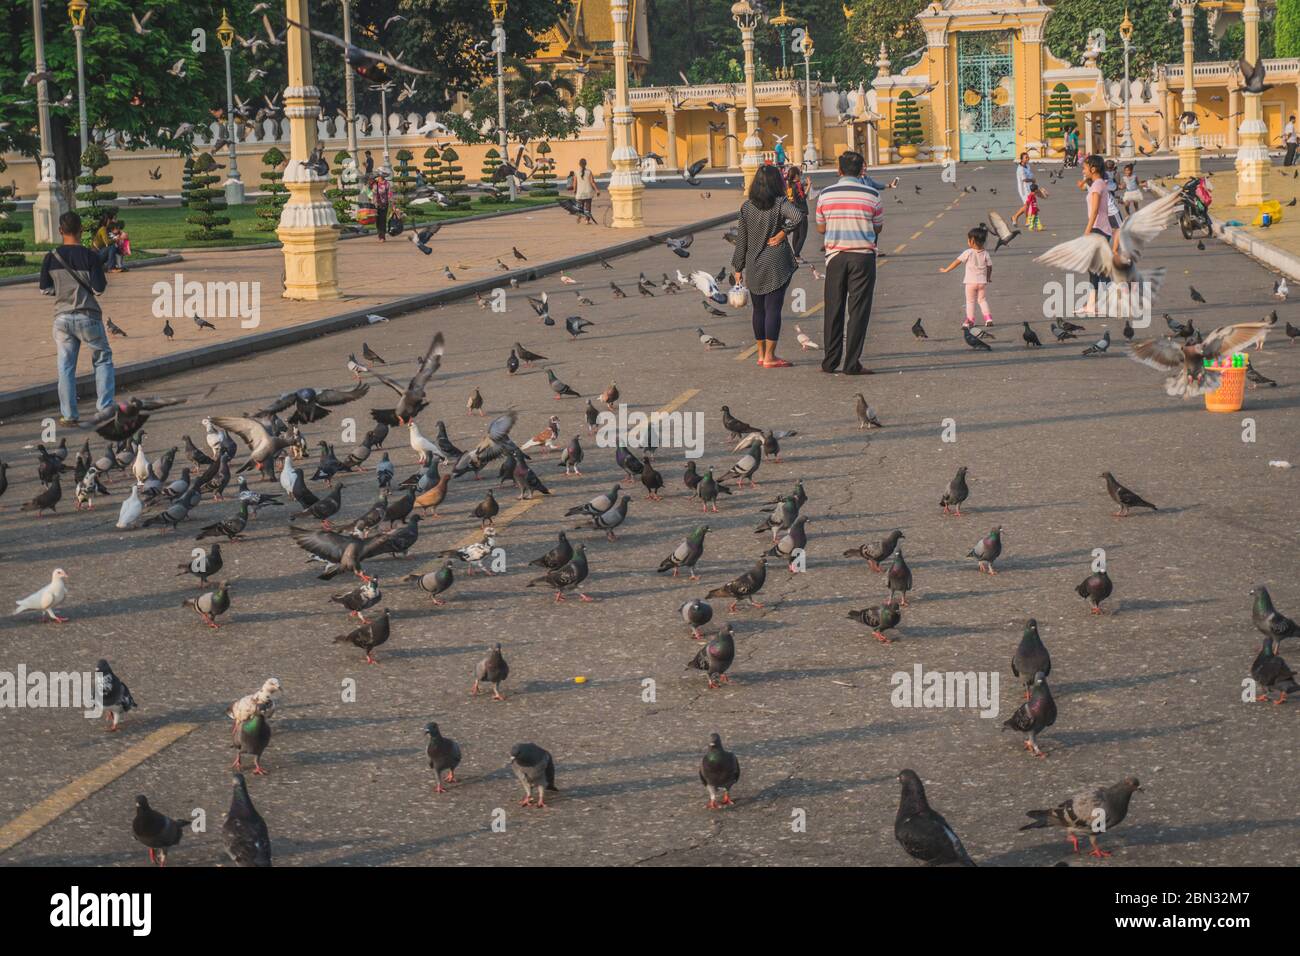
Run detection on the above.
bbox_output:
[939,225,993,328]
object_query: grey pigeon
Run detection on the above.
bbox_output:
[95,659,137,731]
[1081,330,1111,355]
[706,557,767,612]
[1002,672,1057,757]
[855,393,882,428]
[699,733,740,809]
[894,770,976,866]
[940,466,969,516]
[659,525,709,579]
[1076,569,1113,614]
[687,623,735,688]
[885,549,912,606]
[222,772,271,867]
[1102,471,1157,516]
[1020,778,1142,857]
[966,526,1002,574]
[510,742,557,808]
[679,598,714,639]
[1011,619,1051,698]
[843,529,903,572]
[182,581,232,628]
[1251,585,1298,645]
[1251,637,1300,704]
[766,514,808,571]
[424,722,462,793]
[133,795,184,866]
[472,643,509,700]
[233,712,272,776]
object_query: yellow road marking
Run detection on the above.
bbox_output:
[0,722,199,854]
[737,343,760,362]
[448,388,702,549]
[935,211,945,219]
[910,230,923,239]
[893,243,907,253]
[924,220,935,228]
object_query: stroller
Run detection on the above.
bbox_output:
[1178,176,1214,239]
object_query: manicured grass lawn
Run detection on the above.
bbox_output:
[1,194,557,277]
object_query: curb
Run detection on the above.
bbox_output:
[0,210,739,419]
[1151,180,1300,281]
[150,199,562,255]
[0,253,186,289]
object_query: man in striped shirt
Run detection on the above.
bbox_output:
[815,151,884,374]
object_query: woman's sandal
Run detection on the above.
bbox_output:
[763,358,793,368]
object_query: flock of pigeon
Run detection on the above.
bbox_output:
[6,164,1300,867]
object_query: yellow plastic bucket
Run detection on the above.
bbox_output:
[1204,355,1248,413]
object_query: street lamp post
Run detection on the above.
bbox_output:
[216,10,244,205]
[1119,9,1134,159]
[1235,0,1270,204]
[68,0,90,195]
[490,0,516,201]
[1176,0,1201,178]
[31,0,65,243]
[608,0,644,227]
[733,0,765,193]
[342,0,359,169]
[374,81,393,169]
[800,30,818,168]
[770,1,795,73]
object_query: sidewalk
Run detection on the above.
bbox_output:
[0,187,736,405]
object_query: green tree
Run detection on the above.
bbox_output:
[530,141,559,196]
[1275,0,1300,57]
[421,146,443,188]
[444,58,581,146]
[574,73,615,115]
[255,147,288,233]
[843,0,929,80]
[0,158,24,268]
[479,147,509,203]
[893,91,923,147]
[327,150,358,224]
[437,147,471,210]
[180,156,194,209]
[391,148,418,216]
[1218,20,1275,60]
[1044,84,1076,141]
[77,143,118,228]
[1044,0,1212,81]
[185,153,233,242]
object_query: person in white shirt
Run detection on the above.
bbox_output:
[1285,116,1298,167]
[1015,153,1035,204]
[567,158,600,224]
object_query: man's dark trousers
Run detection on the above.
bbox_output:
[821,251,877,372]
[1287,142,1298,167]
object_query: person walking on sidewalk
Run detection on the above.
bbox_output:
[1285,115,1297,167]
[372,172,391,242]
[784,164,811,261]
[39,211,115,426]
[732,165,803,369]
[568,158,599,224]
[815,150,883,375]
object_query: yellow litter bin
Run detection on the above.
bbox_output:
[1204,354,1248,413]
[1252,200,1283,227]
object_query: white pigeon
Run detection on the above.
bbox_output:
[280,455,300,497]
[1274,277,1288,300]
[116,484,144,529]
[14,569,69,622]
[408,422,446,465]
[366,313,390,324]
[227,677,283,737]
[132,444,150,484]
[676,269,692,286]
[203,417,226,457]
[795,325,821,351]
[690,270,727,304]
[559,272,577,284]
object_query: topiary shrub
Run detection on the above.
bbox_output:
[530,141,558,197]
[392,148,418,217]
[893,91,924,147]
[255,146,288,233]
[327,150,358,224]
[184,152,234,241]
[77,143,119,227]
[0,158,24,268]
[437,147,471,210]
[480,147,509,203]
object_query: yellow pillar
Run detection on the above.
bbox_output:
[1020,20,1046,159]
[277,0,339,301]
[791,90,804,162]
[1227,83,1240,148]
[608,0,644,228]
[874,42,894,165]
[726,108,739,168]
[1235,0,1270,204]
[1176,0,1201,178]
[664,104,679,171]
[735,2,763,192]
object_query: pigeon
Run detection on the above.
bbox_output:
[1287,321,1300,344]
[546,369,580,399]
[687,623,735,688]
[1189,285,1207,304]
[1246,365,1277,388]
[133,796,184,866]
[590,495,630,540]
[699,733,741,809]
[698,328,727,349]
[94,659,136,732]
[472,490,500,527]
[510,743,557,808]
[506,349,520,375]
[1050,321,1078,341]
[754,495,798,540]
[1251,586,1298,646]
[333,607,391,664]
[1022,322,1042,347]
[284,18,430,75]
[1102,472,1157,516]
[767,514,808,571]
[20,474,62,515]
[177,543,223,586]
[681,157,708,186]
[719,435,761,488]
[600,382,620,410]
[196,502,251,541]
[1020,778,1142,857]
[1082,330,1111,355]
[1239,56,1273,94]
[292,485,341,528]
[233,713,272,776]
[472,643,510,700]
[847,598,901,643]
[222,773,272,867]
[424,723,462,793]
[13,568,69,622]
[886,550,913,606]
[1076,569,1113,614]
[559,435,584,476]
[894,770,976,866]
[1274,277,1289,300]
[226,679,281,734]
[963,325,992,351]
[1251,638,1300,704]
[362,342,386,365]
[690,270,728,304]
[529,532,574,572]
[1003,673,1057,757]
[706,558,767,612]
[843,529,904,572]
[403,560,455,606]
[940,467,969,516]
[183,581,232,628]
[566,483,619,519]
[1011,620,1051,699]
[330,577,382,621]
[658,525,709,580]
[911,317,928,339]
[565,316,594,338]
[368,332,445,424]
[986,210,1020,251]
[1122,319,1134,341]
[610,281,628,298]
[116,484,145,529]
[467,388,484,416]
[966,526,1002,574]
[855,393,882,429]
[615,445,644,484]
[680,598,715,640]
[1128,318,1276,397]
[527,544,592,602]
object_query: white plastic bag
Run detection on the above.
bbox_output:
[728,284,749,309]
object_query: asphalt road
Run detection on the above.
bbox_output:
[1,159,1297,867]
